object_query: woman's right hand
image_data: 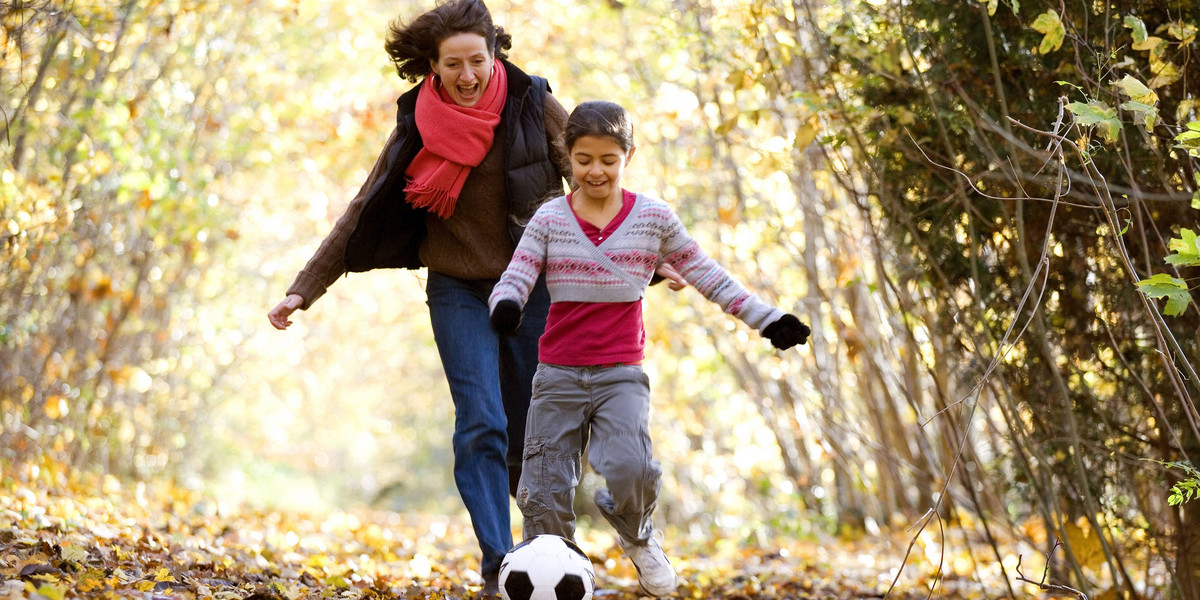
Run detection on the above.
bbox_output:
[268,294,304,330]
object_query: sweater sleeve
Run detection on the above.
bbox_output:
[489,208,552,312]
[284,127,400,310]
[659,208,785,331]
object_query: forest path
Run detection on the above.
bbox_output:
[1,474,1021,600]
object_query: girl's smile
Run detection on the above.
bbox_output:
[569,134,636,207]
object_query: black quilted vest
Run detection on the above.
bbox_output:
[344,60,562,272]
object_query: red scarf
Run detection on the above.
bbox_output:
[404,59,508,218]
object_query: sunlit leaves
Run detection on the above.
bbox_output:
[1113,75,1157,106]
[1165,20,1198,45]
[1031,10,1064,54]
[1123,15,1194,88]
[1124,16,1163,52]
[0,469,1045,600]
[1114,75,1159,130]
[1065,101,1121,144]
[1163,228,1200,266]
[1160,461,1200,505]
[1135,273,1191,316]
[1175,121,1200,157]
[1148,59,1182,89]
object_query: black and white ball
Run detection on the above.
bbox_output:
[498,534,595,600]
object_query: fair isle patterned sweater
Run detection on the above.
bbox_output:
[489,192,785,333]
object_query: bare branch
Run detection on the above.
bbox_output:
[1015,540,1090,600]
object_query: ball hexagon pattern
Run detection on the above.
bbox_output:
[498,534,595,600]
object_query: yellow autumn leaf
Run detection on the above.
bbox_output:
[36,583,67,600]
[1165,20,1198,44]
[795,121,819,150]
[60,545,89,563]
[1133,35,1163,52]
[1148,60,1182,88]
[1178,100,1197,124]
[1062,518,1106,571]
[1113,75,1157,105]
[1031,10,1065,54]
[77,571,108,592]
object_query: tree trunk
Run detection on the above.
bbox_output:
[1180,497,1200,598]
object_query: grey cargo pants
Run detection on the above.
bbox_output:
[515,363,662,544]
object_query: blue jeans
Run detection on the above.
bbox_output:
[425,271,549,576]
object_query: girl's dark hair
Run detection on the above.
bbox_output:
[384,0,512,83]
[564,101,634,152]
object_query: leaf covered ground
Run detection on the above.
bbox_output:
[1,469,1047,600]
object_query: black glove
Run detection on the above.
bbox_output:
[762,314,810,350]
[490,299,523,334]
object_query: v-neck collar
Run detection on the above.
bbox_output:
[559,193,646,291]
[566,191,639,249]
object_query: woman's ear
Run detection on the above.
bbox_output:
[626,145,637,163]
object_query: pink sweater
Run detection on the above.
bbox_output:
[490,190,784,365]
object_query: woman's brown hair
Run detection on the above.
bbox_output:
[384,0,513,83]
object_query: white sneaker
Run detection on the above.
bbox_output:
[618,532,678,597]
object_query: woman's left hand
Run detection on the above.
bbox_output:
[655,263,687,291]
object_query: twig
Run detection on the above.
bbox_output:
[1015,539,1089,600]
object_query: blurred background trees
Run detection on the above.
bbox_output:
[2,0,1197,596]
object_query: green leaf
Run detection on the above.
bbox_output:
[1164,228,1200,266]
[1031,10,1065,53]
[1066,101,1121,143]
[1175,121,1200,157]
[1056,80,1084,93]
[1123,16,1148,44]
[1120,101,1158,130]
[1065,102,1116,124]
[1158,461,1200,505]
[1136,273,1192,316]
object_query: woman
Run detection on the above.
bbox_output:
[267,1,569,594]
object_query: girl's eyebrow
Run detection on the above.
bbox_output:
[572,151,624,158]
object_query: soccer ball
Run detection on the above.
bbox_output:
[498,534,596,600]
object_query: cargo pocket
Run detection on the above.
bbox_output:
[516,437,549,521]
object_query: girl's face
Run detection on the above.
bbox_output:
[570,134,635,204]
[430,32,493,107]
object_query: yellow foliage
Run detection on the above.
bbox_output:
[1061,517,1107,572]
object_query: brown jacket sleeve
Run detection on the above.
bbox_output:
[285,127,401,310]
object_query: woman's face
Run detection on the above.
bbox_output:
[430,32,493,107]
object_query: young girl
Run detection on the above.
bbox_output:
[488,101,809,597]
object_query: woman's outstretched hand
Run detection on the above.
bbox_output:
[762,314,811,350]
[268,294,304,330]
[655,263,687,291]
